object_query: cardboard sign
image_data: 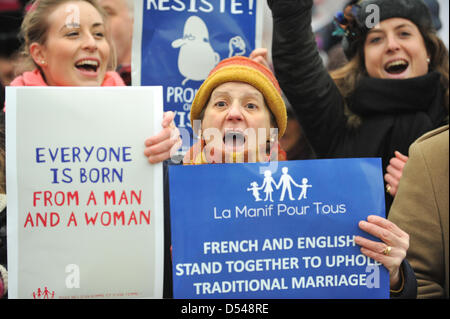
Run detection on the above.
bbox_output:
[169,159,389,299]
[6,87,164,299]
[132,0,272,150]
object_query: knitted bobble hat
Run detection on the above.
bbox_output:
[336,0,434,59]
[190,56,287,138]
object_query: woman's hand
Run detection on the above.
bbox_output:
[355,215,409,289]
[144,111,181,164]
[384,151,409,197]
[249,48,271,70]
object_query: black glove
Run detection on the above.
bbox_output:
[266,0,313,18]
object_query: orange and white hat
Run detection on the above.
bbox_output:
[190,56,287,138]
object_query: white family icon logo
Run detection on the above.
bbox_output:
[247,167,312,202]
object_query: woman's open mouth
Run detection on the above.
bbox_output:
[75,58,100,77]
[223,131,246,152]
[384,59,409,76]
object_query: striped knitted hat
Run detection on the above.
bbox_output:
[190,56,287,138]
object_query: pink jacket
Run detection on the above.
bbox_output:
[4,69,125,111]
[9,69,125,87]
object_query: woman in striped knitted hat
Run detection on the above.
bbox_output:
[183,56,288,165]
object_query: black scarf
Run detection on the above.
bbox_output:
[351,71,445,116]
[349,71,448,215]
[350,71,448,155]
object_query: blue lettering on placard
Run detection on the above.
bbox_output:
[50,168,73,184]
[35,146,131,184]
[34,146,133,163]
[36,147,45,163]
[80,168,123,183]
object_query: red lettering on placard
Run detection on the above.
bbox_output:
[84,210,151,226]
[23,212,60,228]
[67,212,78,227]
[103,190,142,205]
[86,191,97,206]
[33,191,79,207]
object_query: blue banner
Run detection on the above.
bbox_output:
[169,159,389,299]
[139,0,259,146]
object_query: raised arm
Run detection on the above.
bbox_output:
[267,0,348,157]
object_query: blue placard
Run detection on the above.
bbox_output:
[169,159,390,299]
[139,0,258,143]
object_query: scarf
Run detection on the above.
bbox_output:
[351,71,446,117]
[348,71,448,155]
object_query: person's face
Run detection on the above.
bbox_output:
[201,82,274,162]
[0,57,17,86]
[364,18,429,79]
[99,0,133,66]
[30,1,110,86]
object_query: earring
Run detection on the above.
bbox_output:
[427,58,431,64]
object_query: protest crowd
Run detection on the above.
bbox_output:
[0,0,448,300]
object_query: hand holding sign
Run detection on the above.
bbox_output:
[355,215,410,289]
[144,111,182,164]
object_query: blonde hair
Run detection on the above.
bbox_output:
[19,0,117,73]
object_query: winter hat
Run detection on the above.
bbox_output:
[423,0,442,31]
[333,0,435,59]
[190,56,287,138]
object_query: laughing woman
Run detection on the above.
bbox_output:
[266,0,448,209]
[0,0,178,298]
[8,0,177,163]
[262,0,450,298]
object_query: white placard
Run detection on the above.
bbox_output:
[6,86,164,299]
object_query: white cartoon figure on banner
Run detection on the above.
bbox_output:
[228,36,246,58]
[298,178,312,200]
[260,170,277,202]
[248,167,312,202]
[247,181,262,201]
[172,16,220,86]
[276,167,301,201]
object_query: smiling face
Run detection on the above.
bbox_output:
[201,82,274,162]
[30,1,110,86]
[364,17,430,80]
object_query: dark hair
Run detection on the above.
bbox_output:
[336,0,435,60]
[331,24,449,116]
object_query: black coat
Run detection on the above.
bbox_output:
[266,0,448,298]
[0,198,7,299]
[268,0,448,214]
